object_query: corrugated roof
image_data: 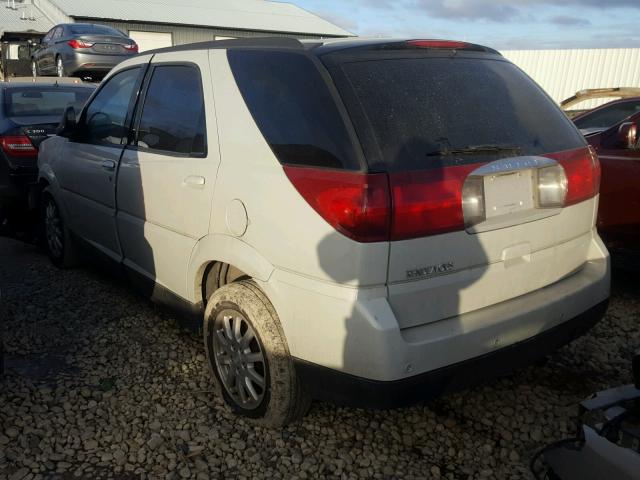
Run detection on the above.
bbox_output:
[503,48,640,109]
[48,0,353,37]
[0,3,54,34]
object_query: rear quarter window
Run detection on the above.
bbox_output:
[324,54,586,172]
[228,50,361,170]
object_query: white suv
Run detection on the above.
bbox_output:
[37,38,610,427]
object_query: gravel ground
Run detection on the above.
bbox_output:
[0,236,638,480]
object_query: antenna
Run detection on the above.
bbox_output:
[20,9,25,20]
[12,0,17,10]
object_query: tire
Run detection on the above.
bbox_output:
[203,280,310,427]
[41,188,77,268]
[56,57,65,78]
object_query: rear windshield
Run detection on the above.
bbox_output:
[4,88,93,117]
[325,54,586,172]
[69,25,125,36]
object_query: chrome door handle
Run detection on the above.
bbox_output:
[183,176,206,188]
[101,160,116,171]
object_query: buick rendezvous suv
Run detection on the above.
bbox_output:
[37,38,610,427]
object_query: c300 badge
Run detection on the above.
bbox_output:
[406,262,454,280]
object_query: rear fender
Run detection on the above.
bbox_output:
[187,234,275,305]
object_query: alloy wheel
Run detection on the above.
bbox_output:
[57,58,64,77]
[31,61,37,78]
[212,309,267,410]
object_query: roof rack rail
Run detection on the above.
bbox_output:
[145,37,304,55]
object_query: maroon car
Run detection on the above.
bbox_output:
[568,94,640,269]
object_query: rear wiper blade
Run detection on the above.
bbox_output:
[425,144,522,156]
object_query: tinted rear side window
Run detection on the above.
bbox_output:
[228,50,360,170]
[325,55,586,172]
[136,65,206,156]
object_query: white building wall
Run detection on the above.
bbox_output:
[502,48,640,109]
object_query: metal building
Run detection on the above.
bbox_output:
[1,0,352,52]
[503,48,640,109]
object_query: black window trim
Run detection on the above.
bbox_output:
[72,64,149,148]
[227,47,368,172]
[128,61,208,159]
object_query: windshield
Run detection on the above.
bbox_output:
[4,88,93,117]
[574,100,640,130]
[69,25,125,36]
[324,54,586,172]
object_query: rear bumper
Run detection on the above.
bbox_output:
[294,299,608,409]
[62,53,130,74]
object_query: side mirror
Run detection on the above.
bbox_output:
[617,121,638,149]
[57,106,77,137]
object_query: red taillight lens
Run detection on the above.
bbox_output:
[284,166,390,242]
[407,40,468,49]
[389,165,478,240]
[0,135,37,158]
[68,39,94,49]
[124,43,139,53]
[548,147,600,206]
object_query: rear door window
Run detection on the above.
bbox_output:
[135,65,206,156]
[324,53,586,172]
[228,50,361,170]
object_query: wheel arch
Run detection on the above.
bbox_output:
[188,234,275,306]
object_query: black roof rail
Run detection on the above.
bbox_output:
[145,37,305,55]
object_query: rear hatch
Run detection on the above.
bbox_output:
[320,41,600,329]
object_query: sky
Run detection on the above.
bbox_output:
[293,0,640,50]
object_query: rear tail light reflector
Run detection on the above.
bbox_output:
[389,165,477,240]
[0,135,37,158]
[550,147,600,206]
[283,166,390,243]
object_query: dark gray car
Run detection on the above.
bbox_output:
[31,24,138,79]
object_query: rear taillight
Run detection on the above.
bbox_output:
[549,147,600,206]
[124,43,139,53]
[68,39,94,49]
[389,165,477,240]
[0,135,37,158]
[285,147,599,243]
[284,166,390,242]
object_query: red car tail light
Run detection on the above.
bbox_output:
[123,43,139,53]
[68,39,94,49]
[389,165,478,240]
[0,135,37,158]
[407,40,468,49]
[549,147,600,206]
[284,166,390,243]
